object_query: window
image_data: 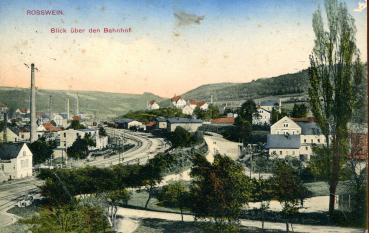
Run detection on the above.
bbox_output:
[64,133,66,137]
[304,139,306,143]
[279,151,282,155]
[283,123,289,127]
[317,139,320,143]
[1,164,4,171]
[311,139,313,143]
[23,151,26,156]
[305,146,308,150]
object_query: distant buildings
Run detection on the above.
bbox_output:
[266,116,325,160]
[115,118,145,130]
[58,128,108,150]
[166,117,203,132]
[147,100,160,110]
[0,143,33,182]
[171,95,187,109]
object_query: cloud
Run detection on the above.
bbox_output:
[354,0,367,12]
[174,11,204,27]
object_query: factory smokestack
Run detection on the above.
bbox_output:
[76,93,79,115]
[48,95,52,120]
[30,63,37,143]
[66,98,70,120]
[3,112,7,143]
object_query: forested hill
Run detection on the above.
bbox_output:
[0,87,163,120]
[181,69,309,102]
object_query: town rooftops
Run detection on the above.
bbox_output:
[291,117,316,123]
[266,134,300,149]
[296,122,321,135]
[260,100,278,106]
[167,117,202,124]
[210,117,235,125]
[149,100,157,105]
[171,95,183,102]
[0,143,24,160]
[0,102,8,108]
[155,117,167,122]
[115,118,134,124]
[189,100,206,107]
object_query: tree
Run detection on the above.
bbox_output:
[158,181,190,221]
[68,120,86,130]
[67,135,95,159]
[308,0,364,214]
[250,178,273,231]
[190,153,251,231]
[141,157,164,209]
[28,137,55,164]
[271,162,309,232]
[21,205,111,233]
[169,126,192,148]
[105,189,131,231]
[291,104,308,118]
[235,117,252,144]
[239,99,257,123]
[98,126,107,137]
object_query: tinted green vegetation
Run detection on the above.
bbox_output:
[0,87,163,119]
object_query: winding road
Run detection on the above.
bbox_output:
[0,128,167,227]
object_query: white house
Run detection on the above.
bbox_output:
[53,114,68,128]
[0,127,20,143]
[266,116,325,160]
[147,100,160,110]
[155,117,167,129]
[171,95,187,109]
[115,118,145,130]
[0,143,33,182]
[58,128,108,150]
[259,100,281,112]
[166,117,203,132]
[189,100,208,111]
[252,107,271,125]
[182,105,195,115]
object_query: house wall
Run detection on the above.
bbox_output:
[95,136,108,149]
[182,106,194,115]
[0,129,19,143]
[268,148,300,158]
[271,117,301,135]
[173,99,187,109]
[15,145,33,179]
[252,108,271,125]
[157,122,167,129]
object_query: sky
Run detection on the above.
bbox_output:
[0,0,366,97]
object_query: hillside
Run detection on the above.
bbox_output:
[0,87,163,120]
[181,70,309,103]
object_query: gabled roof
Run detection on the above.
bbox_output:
[171,95,183,102]
[189,100,207,107]
[149,100,157,105]
[210,117,235,125]
[296,122,321,135]
[115,118,134,124]
[0,143,25,160]
[266,134,300,149]
[43,122,61,132]
[167,117,202,124]
[260,100,278,106]
[155,117,167,122]
[256,106,271,113]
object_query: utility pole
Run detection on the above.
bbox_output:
[3,112,7,143]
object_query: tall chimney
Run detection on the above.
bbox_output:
[3,112,7,143]
[76,93,79,115]
[279,99,282,114]
[66,98,70,120]
[30,63,37,143]
[48,95,52,120]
